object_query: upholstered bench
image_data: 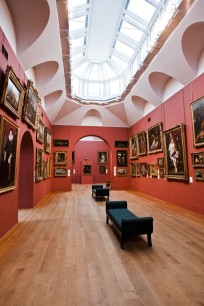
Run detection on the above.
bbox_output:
[92,184,109,201]
[106,200,153,249]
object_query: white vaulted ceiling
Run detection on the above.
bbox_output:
[1,0,204,127]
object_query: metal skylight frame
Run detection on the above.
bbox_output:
[68,0,182,103]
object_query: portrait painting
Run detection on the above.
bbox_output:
[191,96,204,147]
[36,119,44,144]
[149,164,158,177]
[0,115,19,193]
[157,157,164,168]
[54,151,67,166]
[147,122,163,154]
[23,80,41,130]
[129,135,138,159]
[140,162,147,176]
[194,169,204,181]
[43,160,48,180]
[47,158,52,178]
[136,163,141,177]
[137,131,147,156]
[98,151,108,164]
[117,150,127,167]
[99,165,106,174]
[35,148,44,182]
[130,163,136,177]
[163,124,188,180]
[0,65,25,119]
[83,164,92,175]
[44,127,51,154]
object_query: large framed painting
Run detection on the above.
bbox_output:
[23,80,41,130]
[44,127,51,154]
[0,66,25,119]
[98,151,108,164]
[191,96,204,147]
[0,115,19,193]
[137,131,147,156]
[147,122,163,154]
[54,151,67,166]
[129,134,138,159]
[36,119,44,144]
[163,124,188,180]
[116,150,127,167]
[35,148,44,182]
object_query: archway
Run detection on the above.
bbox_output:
[72,136,111,185]
[18,131,34,208]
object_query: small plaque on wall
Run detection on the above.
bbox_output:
[53,139,69,147]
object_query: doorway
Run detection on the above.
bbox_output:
[18,131,34,208]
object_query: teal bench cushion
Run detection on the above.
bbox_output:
[108,208,137,230]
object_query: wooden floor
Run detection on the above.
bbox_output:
[0,185,204,306]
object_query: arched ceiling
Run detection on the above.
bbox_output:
[3,0,204,127]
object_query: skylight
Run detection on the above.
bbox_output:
[67,0,182,103]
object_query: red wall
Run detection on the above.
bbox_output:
[128,75,204,215]
[0,28,52,238]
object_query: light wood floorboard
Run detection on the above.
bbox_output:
[0,184,203,306]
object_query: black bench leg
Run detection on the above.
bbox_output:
[147,234,152,247]
[120,236,125,249]
[106,216,109,224]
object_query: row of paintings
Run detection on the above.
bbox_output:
[0,65,41,131]
[37,120,51,154]
[35,148,52,182]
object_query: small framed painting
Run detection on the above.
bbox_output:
[191,152,204,167]
[191,96,204,147]
[117,168,127,176]
[147,122,163,154]
[54,151,67,166]
[98,151,108,164]
[54,167,67,177]
[83,164,92,175]
[44,127,51,154]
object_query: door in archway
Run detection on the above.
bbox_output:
[18,132,34,208]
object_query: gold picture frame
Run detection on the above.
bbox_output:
[54,167,67,177]
[44,127,51,154]
[117,168,127,176]
[147,122,163,154]
[130,163,136,177]
[137,131,147,156]
[35,148,44,182]
[83,164,92,175]
[0,115,19,193]
[191,152,204,167]
[36,119,44,144]
[190,96,204,147]
[54,151,67,166]
[0,65,25,119]
[23,79,41,130]
[129,134,138,159]
[97,151,108,164]
[163,124,188,180]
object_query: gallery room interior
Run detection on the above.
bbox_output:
[0,0,204,305]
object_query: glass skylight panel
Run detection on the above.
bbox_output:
[111,55,127,70]
[114,41,134,58]
[128,0,156,23]
[71,37,85,49]
[69,15,87,32]
[120,20,143,42]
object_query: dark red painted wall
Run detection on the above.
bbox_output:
[0,28,51,238]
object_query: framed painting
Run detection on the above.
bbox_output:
[130,163,136,177]
[0,115,19,193]
[54,167,67,177]
[117,168,127,176]
[137,131,147,156]
[194,169,204,181]
[98,151,108,164]
[99,165,106,174]
[140,162,147,176]
[35,148,44,182]
[0,65,25,119]
[83,164,92,175]
[157,157,164,168]
[136,163,141,177]
[129,134,138,159]
[191,152,204,167]
[43,160,48,180]
[149,164,158,177]
[190,96,204,147]
[159,168,165,178]
[36,119,44,144]
[116,150,127,167]
[54,151,67,166]
[53,139,69,147]
[115,141,129,148]
[163,124,188,180]
[147,122,163,154]
[23,80,41,130]
[47,157,52,178]
[44,127,51,154]
[72,151,75,164]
